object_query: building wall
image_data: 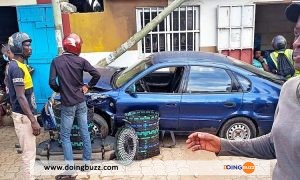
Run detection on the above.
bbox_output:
[75,0,291,66]
[67,0,168,53]
[175,0,288,51]
[255,4,294,50]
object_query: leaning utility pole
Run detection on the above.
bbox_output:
[96,0,187,67]
[52,0,64,54]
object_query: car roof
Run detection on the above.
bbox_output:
[151,51,232,65]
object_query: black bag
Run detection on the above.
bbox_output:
[277,52,295,78]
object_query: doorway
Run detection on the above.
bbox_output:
[0,6,18,44]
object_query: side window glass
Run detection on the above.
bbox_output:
[235,73,251,92]
[186,66,232,93]
[132,66,184,93]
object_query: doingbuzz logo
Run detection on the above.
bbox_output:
[224,162,255,174]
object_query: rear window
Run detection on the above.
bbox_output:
[227,56,285,85]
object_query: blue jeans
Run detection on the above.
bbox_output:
[60,101,91,164]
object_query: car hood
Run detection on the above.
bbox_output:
[83,66,119,90]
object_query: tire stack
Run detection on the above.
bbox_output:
[52,103,94,150]
[125,110,160,160]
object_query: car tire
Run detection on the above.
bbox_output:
[92,114,109,139]
[115,126,138,165]
[219,117,257,140]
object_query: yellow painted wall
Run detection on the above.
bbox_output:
[69,0,168,53]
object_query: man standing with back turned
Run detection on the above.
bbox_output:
[49,33,100,178]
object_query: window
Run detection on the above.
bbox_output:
[136,6,200,54]
[217,5,255,50]
[132,66,184,93]
[186,66,232,93]
[235,73,251,92]
[114,57,153,88]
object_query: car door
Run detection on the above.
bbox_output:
[115,66,184,131]
[179,66,243,132]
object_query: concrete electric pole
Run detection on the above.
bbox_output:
[52,0,64,54]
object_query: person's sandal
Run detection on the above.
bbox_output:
[55,174,77,180]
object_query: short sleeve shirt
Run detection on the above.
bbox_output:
[7,60,37,114]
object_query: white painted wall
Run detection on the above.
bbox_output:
[169,0,286,48]
[0,0,37,6]
[80,50,143,68]
[82,0,288,67]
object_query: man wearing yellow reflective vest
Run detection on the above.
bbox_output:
[267,35,300,79]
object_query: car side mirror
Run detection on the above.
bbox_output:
[126,85,136,95]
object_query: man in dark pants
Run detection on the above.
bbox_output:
[49,33,100,179]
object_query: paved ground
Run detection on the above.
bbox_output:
[0,123,275,180]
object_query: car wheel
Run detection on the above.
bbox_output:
[92,114,109,139]
[115,126,138,165]
[219,117,256,140]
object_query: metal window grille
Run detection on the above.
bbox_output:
[136,6,200,55]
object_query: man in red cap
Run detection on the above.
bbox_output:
[186,3,300,179]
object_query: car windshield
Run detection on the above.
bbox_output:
[114,56,153,88]
[227,56,285,85]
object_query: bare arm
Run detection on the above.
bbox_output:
[14,85,35,122]
[259,57,270,72]
[186,132,276,160]
[14,85,40,136]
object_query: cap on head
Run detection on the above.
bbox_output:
[62,33,83,55]
[271,35,287,50]
[285,3,300,23]
[8,32,32,56]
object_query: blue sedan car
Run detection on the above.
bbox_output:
[83,51,283,140]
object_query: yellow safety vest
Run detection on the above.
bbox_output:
[15,60,33,90]
[270,49,300,77]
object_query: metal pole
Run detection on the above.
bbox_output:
[96,0,187,67]
[52,0,64,54]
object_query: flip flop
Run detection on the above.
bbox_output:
[55,174,76,180]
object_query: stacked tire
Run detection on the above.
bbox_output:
[52,103,94,150]
[125,110,160,160]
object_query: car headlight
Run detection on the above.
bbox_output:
[86,92,109,100]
